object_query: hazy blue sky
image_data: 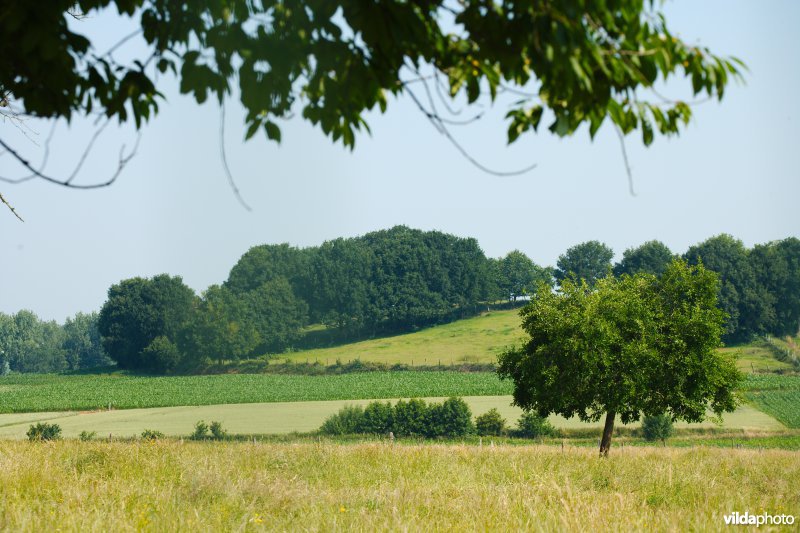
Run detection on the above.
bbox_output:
[1,1,798,322]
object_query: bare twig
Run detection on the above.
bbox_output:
[404,86,537,177]
[413,67,484,126]
[0,132,140,189]
[614,125,637,197]
[219,100,252,211]
[0,191,23,222]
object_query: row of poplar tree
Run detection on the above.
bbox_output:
[1,227,798,373]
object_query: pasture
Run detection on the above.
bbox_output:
[0,441,797,531]
[282,310,526,365]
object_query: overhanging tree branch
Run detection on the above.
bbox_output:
[0,133,140,190]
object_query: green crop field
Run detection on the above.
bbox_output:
[0,396,782,440]
[280,310,527,365]
[746,391,800,429]
[2,371,796,414]
[0,442,797,531]
[0,372,512,413]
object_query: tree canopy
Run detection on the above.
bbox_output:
[613,239,673,277]
[684,234,775,343]
[498,260,742,456]
[496,250,553,302]
[1,1,743,182]
[554,240,614,288]
[97,274,197,372]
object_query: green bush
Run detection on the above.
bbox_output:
[642,414,674,444]
[27,422,62,441]
[359,401,393,434]
[392,398,429,437]
[425,397,474,438]
[79,430,97,441]
[515,412,556,438]
[475,408,506,436]
[141,429,165,440]
[209,421,227,440]
[320,405,365,435]
[140,336,181,373]
[319,397,476,438]
[191,420,210,440]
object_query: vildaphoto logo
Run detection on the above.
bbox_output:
[723,511,795,527]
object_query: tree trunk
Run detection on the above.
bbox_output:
[599,411,615,457]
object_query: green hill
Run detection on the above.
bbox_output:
[277,310,527,366]
[271,309,794,373]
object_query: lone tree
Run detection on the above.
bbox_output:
[1,1,743,205]
[498,260,742,457]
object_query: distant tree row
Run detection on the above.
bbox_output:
[3,228,797,374]
[554,235,800,342]
[95,226,546,372]
[0,311,111,374]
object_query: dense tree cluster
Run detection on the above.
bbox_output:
[0,310,111,373]
[3,229,797,374]
[683,235,799,343]
[565,235,800,344]
[90,226,548,372]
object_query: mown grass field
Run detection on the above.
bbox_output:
[0,441,797,531]
[0,396,782,440]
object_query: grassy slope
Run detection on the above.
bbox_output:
[284,309,794,373]
[0,396,781,439]
[0,442,797,531]
[279,310,526,365]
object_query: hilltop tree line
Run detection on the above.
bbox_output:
[1,228,798,374]
[96,226,543,373]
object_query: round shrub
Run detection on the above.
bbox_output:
[392,399,429,437]
[191,420,210,440]
[425,397,474,438]
[320,405,365,435]
[475,408,506,436]
[140,336,181,373]
[27,422,62,441]
[516,412,556,438]
[642,414,674,444]
[141,429,165,440]
[358,401,393,434]
[209,421,227,440]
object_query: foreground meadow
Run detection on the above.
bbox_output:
[0,441,797,531]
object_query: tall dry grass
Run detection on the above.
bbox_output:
[0,441,797,531]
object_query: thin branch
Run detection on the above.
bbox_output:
[0,132,140,189]
[404,86,537,177]
[0,119,112,185]
[614,125,637,197]
[92,29,144,65]
[433,71,464,116]
[219,100,252,211]
[0,191,23,222]
[413,67,484,126]
[498,83,540,99]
